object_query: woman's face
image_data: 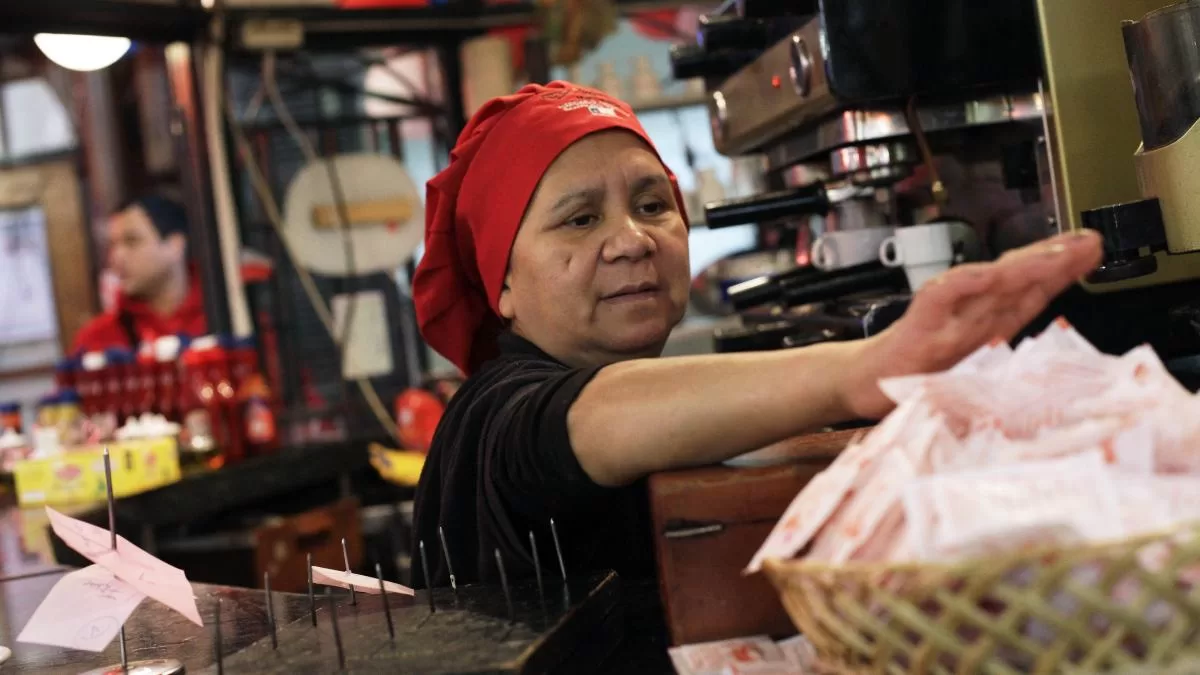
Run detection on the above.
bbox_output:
[498,131,691,367]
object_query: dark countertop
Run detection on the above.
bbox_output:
[2,570,312,674]
[0,568,675,674]
[0,464,675,673]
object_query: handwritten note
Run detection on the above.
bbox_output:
[45,507,203,626]
[311,566,415,596]
[17,565,144,652]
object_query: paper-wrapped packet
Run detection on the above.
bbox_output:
[668,636,788,675]
[901,451,1123,562]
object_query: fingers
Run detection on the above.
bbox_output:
[904,231,1101,337]
[906,263,997,328]
[994,231,1100,294]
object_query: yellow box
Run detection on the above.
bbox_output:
[13,437,182,507]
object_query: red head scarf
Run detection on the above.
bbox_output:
[413,81,687,375]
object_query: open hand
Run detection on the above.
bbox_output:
[843,230,1104,419]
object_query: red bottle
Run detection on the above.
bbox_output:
[133,344,157,417]
[155,335,185,422]
[179,345,217,462]
[229,338,257,392]
[231,337,279,456]
[78,351,107,417]
[104,349,135,420]
[54,358,77,393]
[208,339,245,465]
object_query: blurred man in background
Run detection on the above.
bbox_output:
[72,192,206,353]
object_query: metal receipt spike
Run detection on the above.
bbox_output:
[341,538,357,606]
[549,518,567,579]
[327,589,346,670]
[494,549,515,623]
[307,553,317,626]
[85,450,185,675]
[529,531,545,604]
[375,562,395,640]
[419,540,434,613]
[103,448,129,674]
[437,525,457,595]
[214,598,224,675]
[264,572,278,649]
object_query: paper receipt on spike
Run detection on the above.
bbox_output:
[45,507,203,626]
[311,566,415,596]
[17,565,144,652]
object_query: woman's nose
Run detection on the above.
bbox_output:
[601,215,656,263]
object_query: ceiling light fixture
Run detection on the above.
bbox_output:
[33,33,132,72]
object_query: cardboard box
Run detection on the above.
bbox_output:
[13,437,181,507]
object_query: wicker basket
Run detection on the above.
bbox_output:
[762,523,1200,674]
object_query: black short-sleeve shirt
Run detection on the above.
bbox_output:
[410,332,655,588]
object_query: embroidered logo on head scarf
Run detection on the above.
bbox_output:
[559,99,624,118]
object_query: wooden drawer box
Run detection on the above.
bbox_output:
[648,430,856,645]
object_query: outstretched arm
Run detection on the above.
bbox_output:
[568,230,1103,486]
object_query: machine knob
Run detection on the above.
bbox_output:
[1080,198,1167,284]
[788,35,813,97]
[698,14,770,52]
[669,43,761,82]
[737,0,819,18]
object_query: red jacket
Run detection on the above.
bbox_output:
[73,280,207,354]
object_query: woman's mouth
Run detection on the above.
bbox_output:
[602,282,661,303]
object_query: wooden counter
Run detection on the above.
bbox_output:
[648,428,859,646]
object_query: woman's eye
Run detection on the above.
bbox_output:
[564,214,598,228]
[637,200,667,217]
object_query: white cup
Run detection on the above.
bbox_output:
[878,222,962,291]
[810,227,894,271]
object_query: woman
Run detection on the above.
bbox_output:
[410,82,1102,587]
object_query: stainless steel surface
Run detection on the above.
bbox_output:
[788,34,813,97]
[709,18,835,156]
[829,141,917,186]
[780,163,830,187]
[1123,0,1200,149]
[765,93,1045,171]
[830,142,916,176]
[710,91,729,144]
[827,197,889,232]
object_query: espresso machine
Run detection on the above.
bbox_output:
[1081,1,1200,287]
[676,0,1200,365]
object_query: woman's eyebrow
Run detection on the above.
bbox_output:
[631,174,669,193]
[549,185,604,213]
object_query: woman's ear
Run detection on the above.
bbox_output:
[497,273,515,320]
